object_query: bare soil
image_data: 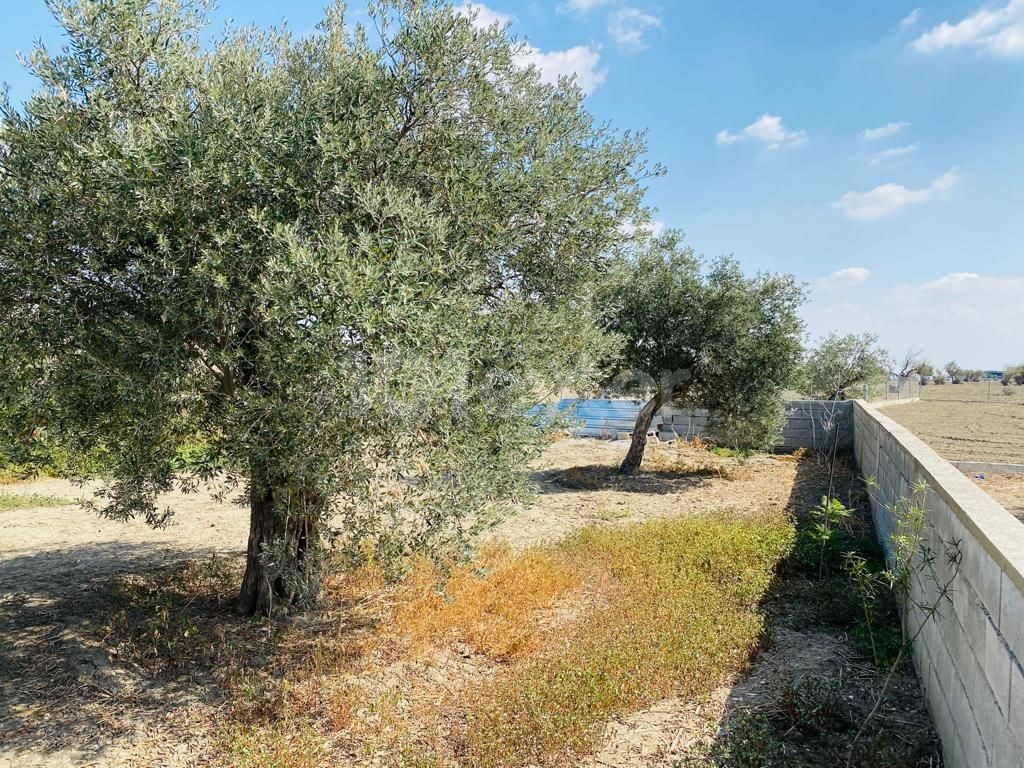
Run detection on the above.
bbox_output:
[0,439,931,767]
[919,380,1024,403]
[969,473,1024,521]
[883,399,1024,464]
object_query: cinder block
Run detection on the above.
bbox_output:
[1009,661,1024,748]
[982,612,1013,715]
[990,731,1024,768]
[972,674,1010,761]
[960,536,1004,621]
[998,573,1024,666]
[947,731,970,768]
[947,667,990,767]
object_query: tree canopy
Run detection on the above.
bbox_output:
[600,233,806,474]
[802,332,888,401]
[0,0,656,614]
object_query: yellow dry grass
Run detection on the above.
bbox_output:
[452,514,794,768]
[390,543,582,661]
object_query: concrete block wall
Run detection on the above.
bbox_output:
[853,400,1024,768]
[656,406,710,442]
[658,400,853,452]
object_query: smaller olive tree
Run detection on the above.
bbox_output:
[802,332,889,400]
[600,233,806,475]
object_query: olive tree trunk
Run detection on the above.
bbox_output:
[618,391,665,476]
[235,470,319,617]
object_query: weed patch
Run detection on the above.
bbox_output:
[0,492,72,510]
[391,543,581,660]
[455,515,795,767]
[102,557,242,677]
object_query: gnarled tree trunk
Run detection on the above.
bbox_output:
[236,469,319,617]
[618,391,665,476]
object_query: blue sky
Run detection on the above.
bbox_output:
[3,1,1023,368]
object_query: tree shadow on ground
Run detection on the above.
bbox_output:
[531,463,720,496]
[0,544,244,762]
[1,540,382,765]
[685,452,942,768]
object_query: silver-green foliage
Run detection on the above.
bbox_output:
[802,332,889,401]
[0,0,654,609]
[600,233,806,469]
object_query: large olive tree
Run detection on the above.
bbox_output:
[0,0,654,614]
[601,234,805,475]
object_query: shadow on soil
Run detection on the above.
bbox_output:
[0,543,240,762]
[687,452,943,768]
[531,463,719,495]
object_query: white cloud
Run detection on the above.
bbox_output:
[868,143,919,165]
[567,0,609,11]
[514,43,607,94]
[900,8,923,30]
[607,7,663,51]
[912,0,1024,56]
[861,121,911,141]
[820,267,872,286]
[457,4,607,95]
[920,272,980,290]
[832,168,960,221]
[456,2,514,29]
[715,113,808,150]
[804,273,1024,368]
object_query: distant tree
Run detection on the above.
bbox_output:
[918,361,934,379]
[600,234,806,475]
[802,333,889,401]
[945,361,962,383]
[0,0,654,614]
[890,348,926,379]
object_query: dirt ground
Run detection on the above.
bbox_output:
[920,380,1024,403]
[0,439,927,767]
[969,473,1024,520]
[883,399,1024,464]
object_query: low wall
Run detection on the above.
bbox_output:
[853,401,1024,767]
[659,400,853,452]
[954,461,1024,478]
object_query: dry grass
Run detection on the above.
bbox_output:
[91,513,793,768]
[452,515,795,768]
[0,491,72,510]
[391,544,582,661]
[920,380,1024,403]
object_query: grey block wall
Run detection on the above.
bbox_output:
[657,400,853,452]
[853,400,1024,768]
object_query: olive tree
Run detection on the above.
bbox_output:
[600,234,805,475]
[0,0,654,614]
[802,332,888,400]
[890,348,926,379]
